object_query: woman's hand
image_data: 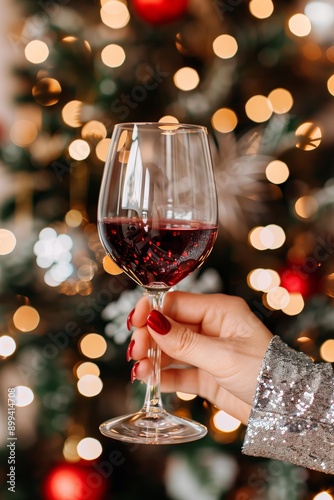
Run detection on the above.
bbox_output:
[127,291,273,424]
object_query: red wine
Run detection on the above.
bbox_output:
[98,218,217,288]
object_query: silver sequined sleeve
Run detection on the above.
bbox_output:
[242,335,334,474]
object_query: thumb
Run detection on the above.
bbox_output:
[146,310,220,374]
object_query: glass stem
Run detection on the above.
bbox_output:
[142,289,167,414]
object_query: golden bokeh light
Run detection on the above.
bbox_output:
[159,115,179,123]
[294,195,318,219]
[65,209,83,228]
[24,40,49,64]
[81,121,107,142]
[173,67,200,91]
[282,292,304,315]
[32,78,62,106]
[0,229,17,255]
[319,339,334,362]
[0,335,16,357]
[213,410,241,433]
[248,226,266,250]
[100,0,130,29]
[79,333,107,358]
[96,138,111,161]
[77,437,103,461]
[295,122,322,150]
[211,108,238,133]
[268,88,293,114]
[101,44,126,68]
[260,224,286,249]
[288,13,312,37]
[10,120,38,147]
[249,0,274,19]
[68,139,90,161]
[62,100,83,128]
[327,46,334,62]
[63,436,80,463]
[245,95,273,123]
[103,255,123,274]
[247,268,280,292]
[77,374,103,397]
[13,305,40,332]
[76,361,100,379]
[212,34,238,59]
[313,492,333,500]
[302,42,322,60]
[266,286,290,310]
[327,74,334,96]
[176,392,197,401]
[15,386,34,407]
[265,160,290,184]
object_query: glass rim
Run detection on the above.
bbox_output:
[113,122,207,131]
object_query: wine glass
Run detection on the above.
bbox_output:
[97,122,218,444]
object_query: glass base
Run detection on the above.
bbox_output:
[99,408,207,445]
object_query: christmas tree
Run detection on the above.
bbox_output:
[1,0,334,498]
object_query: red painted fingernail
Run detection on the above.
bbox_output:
[127,308,135,331]
[126,339,135,362]
[147,310,171,335]
[131,361,139,383]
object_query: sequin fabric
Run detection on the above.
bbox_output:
[242,335,334,474]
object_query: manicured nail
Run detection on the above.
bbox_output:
[127,308,135,331]
[131,361,139,383]
[126,339,135,362]
[147,310,171,335]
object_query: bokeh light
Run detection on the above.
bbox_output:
[288,13,312,37]
[96,138,111,162]
[10,120,38,147]
[0,335,16,357]
[0,229,17,255]
[213,410,241,432]
[13,305,40,332]
[266,286,290,310]
[79,333,107,358]
[68,139,90,160]
[245,95,273,122]
[327,74,334,96]
[249,225,285,250]
[212,34,238,59]
[247,268,280,292]
[176,392,197,401]
[15,386,34,407]
[77,374,103,397]
[81,121,107,142]
[295,122,322,150]
[77,437,103,461]
[62,100,83,128]
[32,78,62,106]
[173,67,200,91]
[100,0,130,28]
[268,88,293,114]
[159,115,179,123]
[211,108,238,133]
[101,44,126,67]
[63,436,80,463]
[76,361,100,379]
[282,292,305,315]
[249,0,274,19]
[294,195,318,219]
[25,40,49,64]
[265,160,290,184]
[320,339,334,362]
[313,492,333,500]
[65,209,83,228]
[103,255,123,275]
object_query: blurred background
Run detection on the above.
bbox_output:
[1,0,334,498]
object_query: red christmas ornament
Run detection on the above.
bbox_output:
[131,0,189,25]
[43,462,107,500]
[280,268,311,297]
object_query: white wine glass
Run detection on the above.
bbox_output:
[97,122,218,444]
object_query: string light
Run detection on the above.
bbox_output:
[101,44,126,68]
[288,13,312,37]
[15,386,34,407]
[24,40,49,64]
[282,292,305,315]
[265,160,290,184]
[76,361,100,379]
[68,139,90,161]
[245,95,273,122]
[77,374,103,397]
[266,286,290,310]
[247,268,280,292]
[100,0,130,29]
[268,88,293,114]
[294,195,318,219]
